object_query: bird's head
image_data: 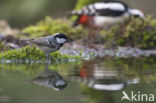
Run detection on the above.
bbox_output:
[54,33,71,44]
[129,9,144,18]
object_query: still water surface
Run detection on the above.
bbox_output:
[0,58,155,103]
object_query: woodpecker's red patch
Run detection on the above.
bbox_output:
[79,15,89,25]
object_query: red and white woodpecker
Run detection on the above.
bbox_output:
[69,1,144,29]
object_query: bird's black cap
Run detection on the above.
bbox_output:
[54,33,72,42]
[54,33,68,39]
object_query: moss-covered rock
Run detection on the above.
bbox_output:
[0,46,81,63]
[0,42,5,52]
[0,46,45,61]
[22,16,87,39]
[22,15,156,49]
[101,16,156,49]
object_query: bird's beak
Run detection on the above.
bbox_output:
[66,38,72,42]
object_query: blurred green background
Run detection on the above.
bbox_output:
[0,0,155,28]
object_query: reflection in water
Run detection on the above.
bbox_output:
[31,65,67,91]
[71,59,140,91]
[68,58,156,103]
[87,78,139,91]
[0,57,155,103]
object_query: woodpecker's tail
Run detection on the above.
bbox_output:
[66,10,81,27]
[67,10,83,16]
[72,18,80,27]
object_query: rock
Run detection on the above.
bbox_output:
[1,35,28,48]
[61,42,156,59]
[5,43,20,49]
[0,34,4,41]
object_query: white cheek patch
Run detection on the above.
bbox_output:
[56,38,66,44]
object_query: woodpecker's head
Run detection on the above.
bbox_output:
[129,9,144,18]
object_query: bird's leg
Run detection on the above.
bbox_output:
[50,56,53,64]
[87,28,95,47]
[45,54,49,64]
[88,29,92,45]
[44,63,49,70]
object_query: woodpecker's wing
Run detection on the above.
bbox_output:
[33,36,56,48]
[69,4,96,16]
[70,1,129,17]
[94,2,128,16]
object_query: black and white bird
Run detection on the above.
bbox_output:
[31,65,67,91]
[27,33,70,61]
[70,1,144,29]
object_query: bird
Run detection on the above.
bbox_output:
[69,1,144,29]
[31,65,67,91]
[26,33,70,61]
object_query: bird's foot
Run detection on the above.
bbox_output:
[46,56,50,64]
[50,56,53,64]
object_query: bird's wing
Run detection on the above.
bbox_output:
[94,2,127,16]
[69,5,96,16]
[33,37,55,48]
[70,2,127,17]
[95,8,125,17]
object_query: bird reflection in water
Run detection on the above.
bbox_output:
[71,59,139,91]
[31,65,67,91]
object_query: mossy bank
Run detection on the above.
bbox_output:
[22,16,156,49]
[99,16,156,49]
[0,46,81,63]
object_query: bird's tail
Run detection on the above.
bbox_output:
[66,10,81,27]
[67,10,82,16]
[21,39,34,45]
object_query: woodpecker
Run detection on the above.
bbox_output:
[70,1,144,29]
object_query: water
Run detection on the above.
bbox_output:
[0,57,155,103]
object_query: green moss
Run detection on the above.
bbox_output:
[101,16,156,49]
[0,46,45,60]
[50,51,81,61]
[0,61,82,76]
[0,42,10,52]
[22,16,87,39]
[0,46,81,62]
[23,15,156,49]
[0,42,5,52]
